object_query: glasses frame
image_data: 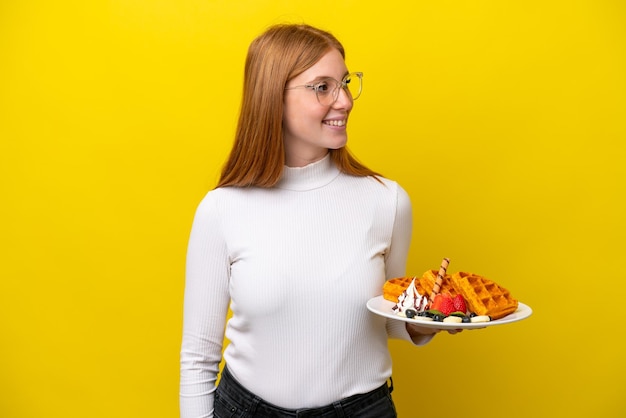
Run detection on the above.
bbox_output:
[285,72,363,106]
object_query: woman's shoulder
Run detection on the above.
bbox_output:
[194,186,246,212]
[366,175,411,208]
[208,184,256,200]
[340,173,410,205]
[376,175,399,188]
[351,173,404,193]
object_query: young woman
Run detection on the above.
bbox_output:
[180,23,438,418]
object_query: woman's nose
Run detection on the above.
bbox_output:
[332,87,353,110]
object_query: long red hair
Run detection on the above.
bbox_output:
[217,24,380,188]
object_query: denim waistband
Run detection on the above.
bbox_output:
[216,366,392,418]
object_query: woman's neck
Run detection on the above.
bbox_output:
[276,153,340,191]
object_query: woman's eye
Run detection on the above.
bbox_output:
[316,82,331,94]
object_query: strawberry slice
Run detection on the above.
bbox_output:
[452,294,467,314]
[439,294,456,316]
[430,294,444,312]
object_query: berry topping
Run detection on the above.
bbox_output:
[432,314,444,322]
[452,294,467,314]
[438,295,456,316]
[430,294,444,312]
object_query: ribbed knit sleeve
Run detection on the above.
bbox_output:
[383,185,435,346]
[180,193,231,418]
[383,183,412,279]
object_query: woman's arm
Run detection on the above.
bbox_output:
[384,184,438,344]
[180,194,231,418]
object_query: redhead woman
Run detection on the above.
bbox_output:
[180,23,438,418]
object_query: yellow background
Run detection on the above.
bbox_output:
[1,1,625,417]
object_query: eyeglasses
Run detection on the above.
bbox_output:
[285,72,363,106]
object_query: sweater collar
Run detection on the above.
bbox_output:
[276,154,341,191]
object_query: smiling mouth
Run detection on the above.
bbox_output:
[323,119,346,127]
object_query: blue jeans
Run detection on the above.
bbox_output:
[214,366,397,418]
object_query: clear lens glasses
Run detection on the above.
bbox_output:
[286,72,363,106]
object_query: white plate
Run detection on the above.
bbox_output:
[366,295,532,329]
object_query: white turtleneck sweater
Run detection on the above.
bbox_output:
[180,155,431,418]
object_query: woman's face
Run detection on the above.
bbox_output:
[283,49,354,167]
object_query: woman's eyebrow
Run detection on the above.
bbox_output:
[306,71,350,83]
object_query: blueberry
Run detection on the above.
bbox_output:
[469,312,477,318]
[405,309,417,318]
[462,316,471,323]
[432,314,444,322]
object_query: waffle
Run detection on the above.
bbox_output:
[449,272,518,320]
[383,277,420,302]
[420,269,459,298]
[383,271,456,302]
